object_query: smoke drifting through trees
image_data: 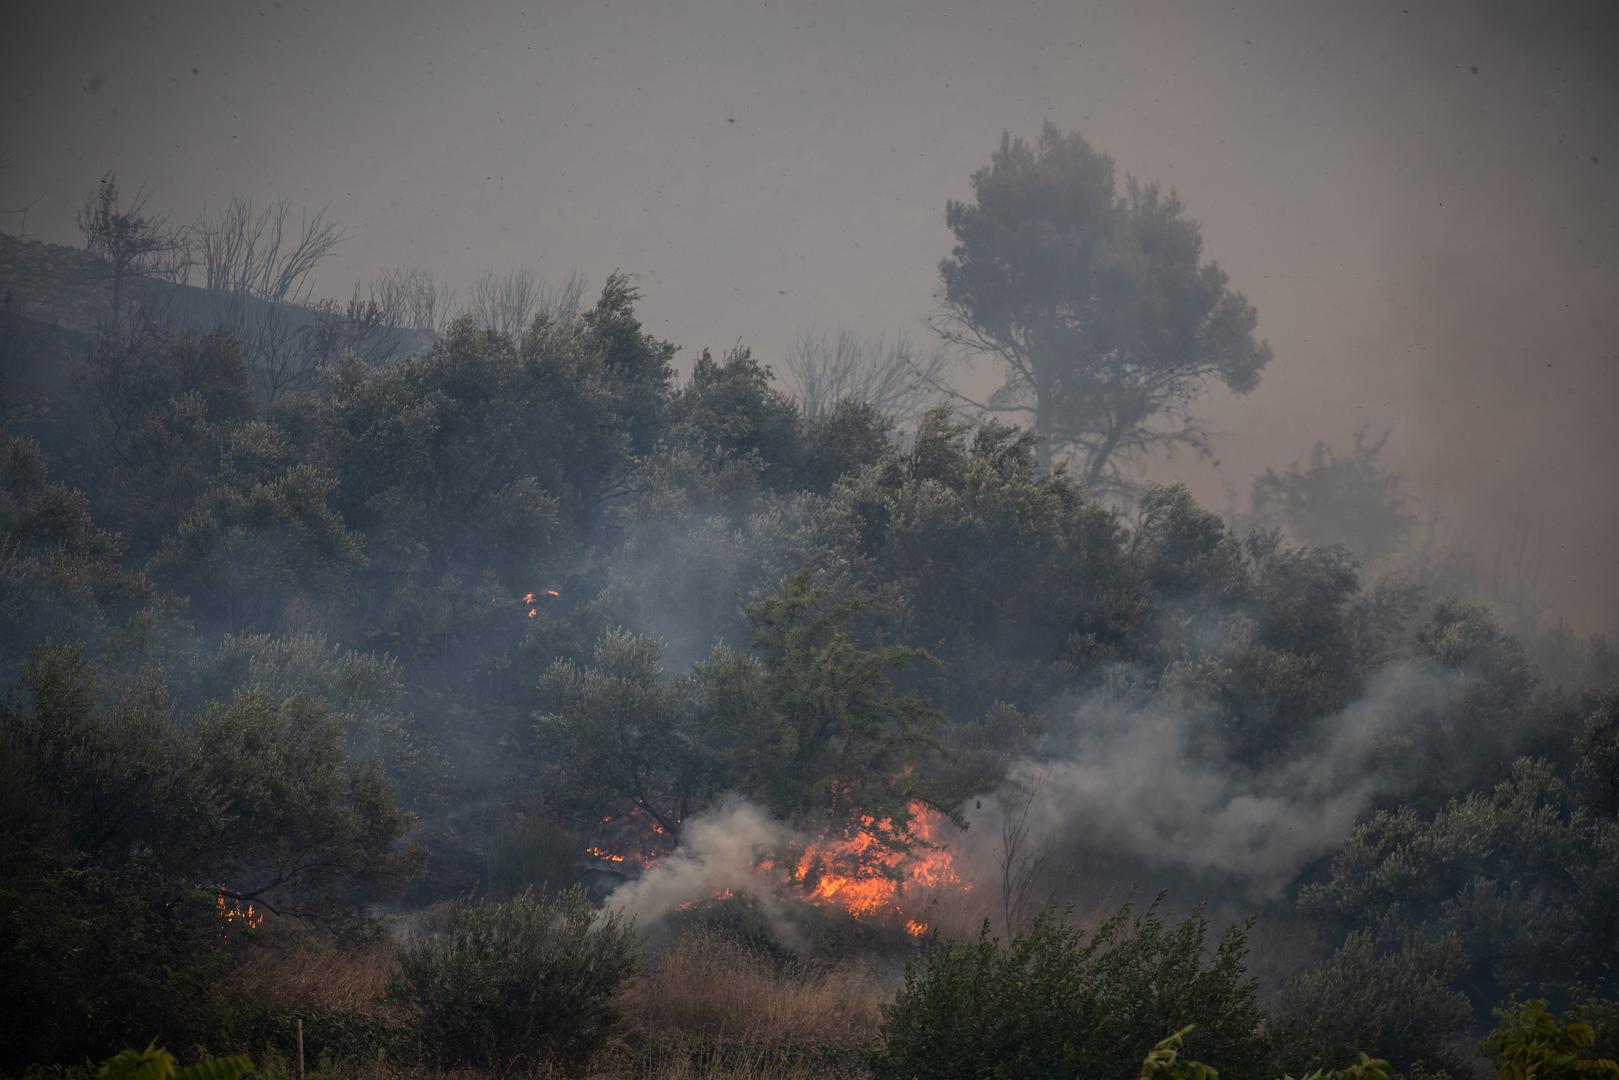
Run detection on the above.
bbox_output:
[2,4,1618,1073]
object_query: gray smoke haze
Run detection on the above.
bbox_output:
[3,0,1616,628]
[599,661,1469,932]
[602,797,807,940]
[961,661,1469,901]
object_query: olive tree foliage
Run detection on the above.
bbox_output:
[1,640,423,918]
[537,570,953,842]
[783,327,947,423]
[76,172,190,317]
[0,433,165,678]
[929,123,1271,487]
[538,628,704,838]
[388,887,640,1074]
[1266,932,1476,1079]
[1297,750,1618,1002]
[872,901,1268,1080]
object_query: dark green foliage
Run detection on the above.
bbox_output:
[148,462,365,633]
[668,345,802,488]
[185,631,443,805]
[0,638,423,1068]
[1573,690,1619,818]
[699,567,948,824]
[872,901,1269,1080]
[388,886,641,1073]
[837,408,1133,713]
[0,433,166,677]
[1266,933,1475,1079]
[1298,751,1617,1002]
[487,812,590,896]
[937,123,1270,484]
[538,627,705,837]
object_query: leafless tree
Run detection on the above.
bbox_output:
[369,266,456,335]
[994,777,1047,941]
[75,172,189,316]
[470,268,585,340]
[784,328,949,422]
[191,196,346,304]
[188,196,349,402]
[0,151,46,238]
[470,268,537,340]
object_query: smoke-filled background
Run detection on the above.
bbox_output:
[4,2,1619,1076]
[4,0,1616,628]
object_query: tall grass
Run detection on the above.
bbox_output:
[622,932,887,1050]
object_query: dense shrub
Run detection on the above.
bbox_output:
[872,900,1269,1080]
[1266,932,1475,1079]
[486,811,589,896]
[388,886,641,1073]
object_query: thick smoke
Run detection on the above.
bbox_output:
[603,797,803,933]
[966,660,1469,900]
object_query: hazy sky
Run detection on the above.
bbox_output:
[4,0,1616,629]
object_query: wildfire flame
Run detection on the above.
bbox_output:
[518,588,559,620]
[788,801,964,929]
[215,889,264,930]
[599,799,966,935]
[586,805,677,870]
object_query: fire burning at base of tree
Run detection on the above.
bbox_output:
[586,800,967,935]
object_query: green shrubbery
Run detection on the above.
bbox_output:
[872,901,1269,1080]
[387,886,642,1074]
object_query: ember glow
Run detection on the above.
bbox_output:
[215,890,264,930]
[587,805,678,870]
[517,588,559,619]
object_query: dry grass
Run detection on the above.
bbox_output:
[220,936,399,1016]
[621,932,888,1051]
[218,927,884,1078]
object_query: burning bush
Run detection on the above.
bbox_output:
[387,885,641,1074]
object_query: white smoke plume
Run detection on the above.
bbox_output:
[970,660,1467,900]
[604,796,801,929]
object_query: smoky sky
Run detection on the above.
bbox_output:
[3,0,1616,629]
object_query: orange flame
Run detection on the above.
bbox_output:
[546,589,561,597]
[215,889,264,930]
[527,607,538,618]
[585,846,626,863]
[522,592,536,603]
[786,801,964,929]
